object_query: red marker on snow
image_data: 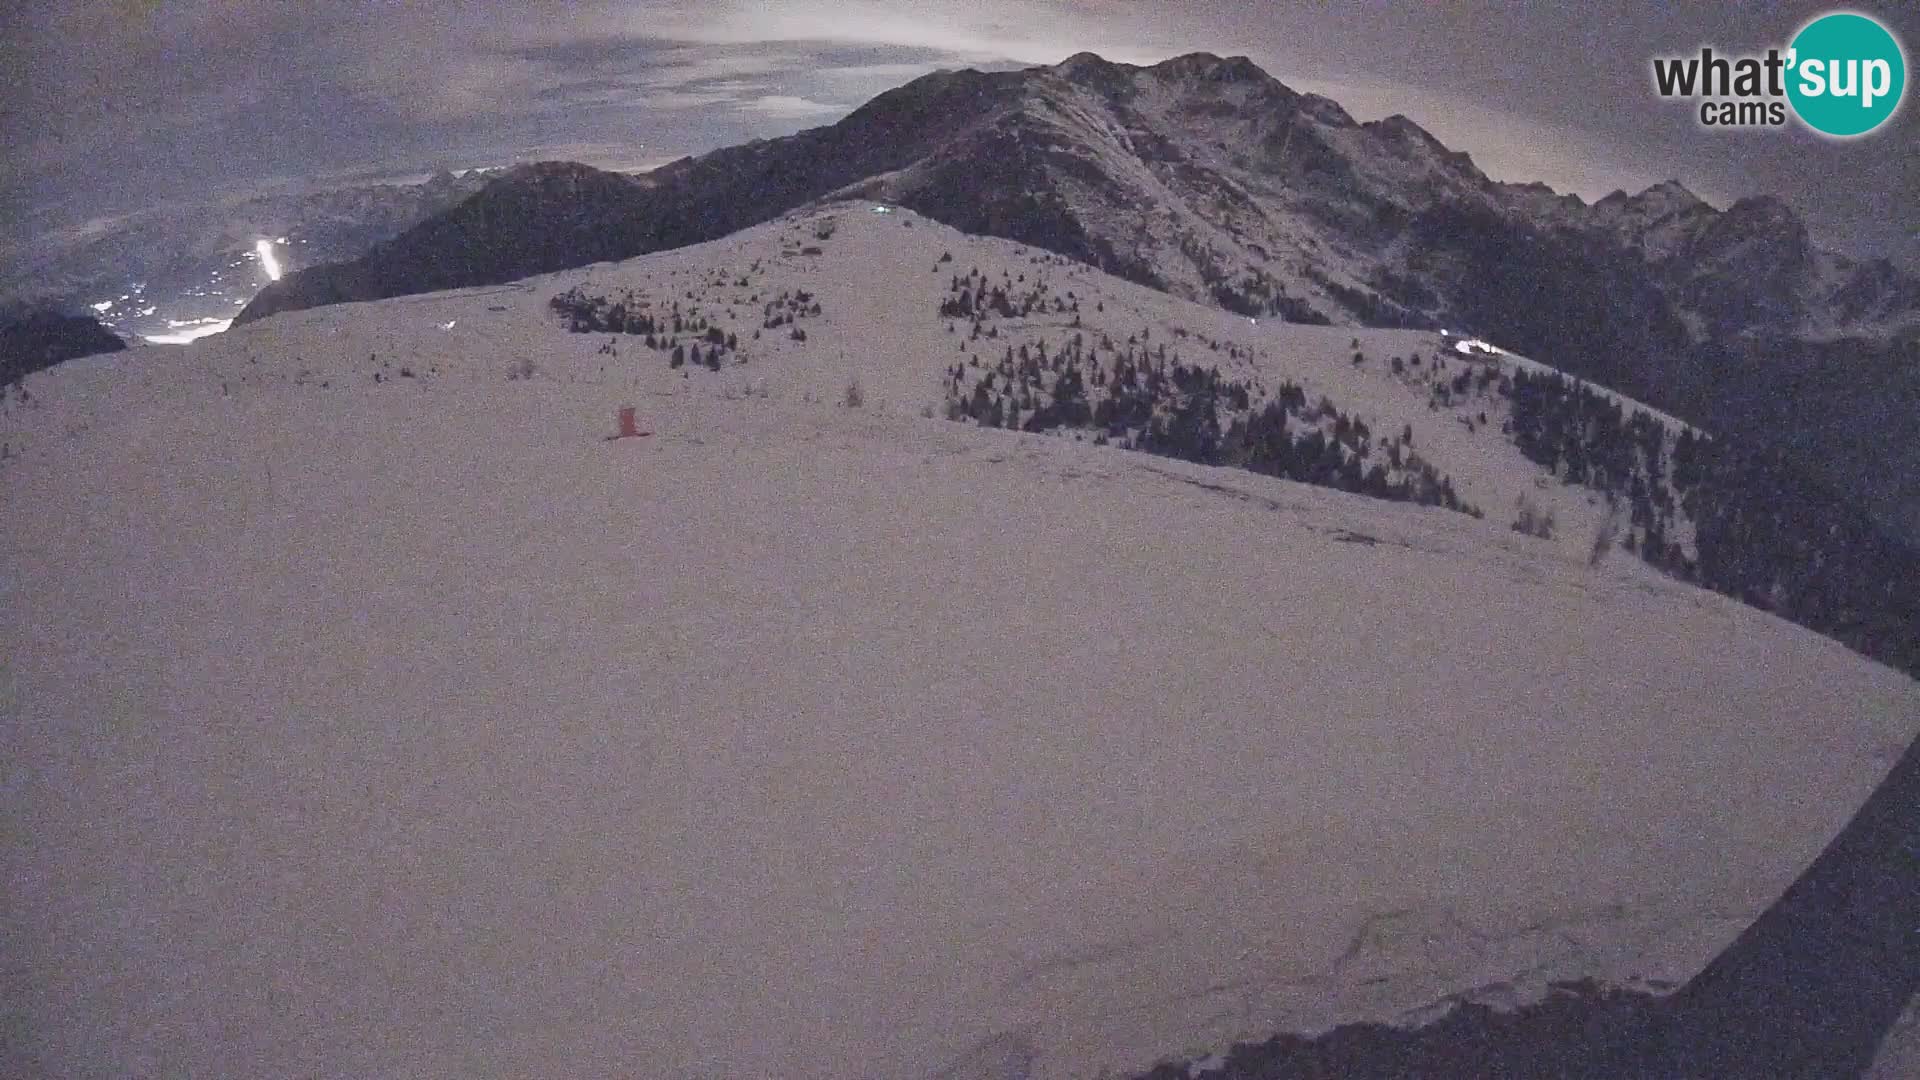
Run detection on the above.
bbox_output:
[607,406,652,440]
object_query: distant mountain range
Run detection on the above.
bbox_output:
[216,52,1920,534]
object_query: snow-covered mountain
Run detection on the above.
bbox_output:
[6,202,1916,1079]
[235,53,1920,346]
[227,52,1920,536]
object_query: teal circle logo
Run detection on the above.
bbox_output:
[1786,12,1906,136]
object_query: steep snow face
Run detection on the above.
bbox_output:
[5,205,1916,1080]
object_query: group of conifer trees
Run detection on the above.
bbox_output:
[943,329,1478,517]
[1505,366,1920,679]
[548,286,754,371]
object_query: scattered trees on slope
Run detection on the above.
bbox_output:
[550,284,824,371]
[941,325,1479,518]
[1504,365,1920,679]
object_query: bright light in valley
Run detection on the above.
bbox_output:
[143,318,232,345]
[255,239,283,281]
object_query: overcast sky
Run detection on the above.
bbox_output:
[3,1,1915,267]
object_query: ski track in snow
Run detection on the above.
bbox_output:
[4,203,1917,1080]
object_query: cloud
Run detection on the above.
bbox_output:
[504,36,888,119]
[741,95,847,120]
[815,62,950,81]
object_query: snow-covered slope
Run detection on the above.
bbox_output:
[221,204,1691,566]
[5,204,1917,1080]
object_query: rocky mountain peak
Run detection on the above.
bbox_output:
[497,160,623,187]
[1055,51,1117,76]
[1147,51,1272,84]
[1045,51,1137,98]
[1374,113,1438,140]
[1640,179,1705,208]
[1595,180,1709,225]
[1692,194,1811,263]
[1296,92,1358,128]
[1047,51,1287,101]
[1720,193,1800,230]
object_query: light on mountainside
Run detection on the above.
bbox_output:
[142,317,231,344]
[254,239,282,282]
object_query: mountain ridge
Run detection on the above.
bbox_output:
[226,51,1920,531]
[236,51,1919,342]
